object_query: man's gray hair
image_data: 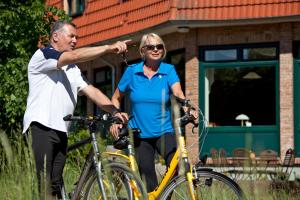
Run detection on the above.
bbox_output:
[50,20,76,37]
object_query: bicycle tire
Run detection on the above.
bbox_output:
[83,162,147,200]
[159,169,244,200]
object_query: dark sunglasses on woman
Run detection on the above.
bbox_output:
[143,44,164,51]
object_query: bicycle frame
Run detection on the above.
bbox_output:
[61,116,112,200]
[103,115,199,200]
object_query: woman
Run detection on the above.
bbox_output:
[111,33,188,192]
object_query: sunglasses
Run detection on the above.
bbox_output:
[143,44,164,51]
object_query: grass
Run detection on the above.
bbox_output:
[1,129,300,200]
[0,130,39,200]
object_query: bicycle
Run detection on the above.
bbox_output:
[102,97,245,200]
[61,114,147,200]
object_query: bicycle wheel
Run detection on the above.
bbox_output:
[83,162,147,200]
[159,169,244,200]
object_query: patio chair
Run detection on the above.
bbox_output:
[210,148,220,166]
[256,149,279,179]
[276,148,295,181]
[227,148,252,180]
[232,148,252,166]
[219,148,229,167]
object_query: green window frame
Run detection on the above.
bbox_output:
[293,41,300,157]
[199,43,280,156]
[67,0,85,17]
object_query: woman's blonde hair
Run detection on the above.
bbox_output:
[139,33,167,60]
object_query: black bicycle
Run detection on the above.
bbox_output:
[61,114,147,200]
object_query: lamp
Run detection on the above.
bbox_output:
[177,26,190,33]
[243,72,262,79]
[235,114,249,126]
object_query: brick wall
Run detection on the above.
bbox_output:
[279,23,294,159]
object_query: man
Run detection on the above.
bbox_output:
[22,20,128,198]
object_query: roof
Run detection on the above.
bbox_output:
[46,0,300,47]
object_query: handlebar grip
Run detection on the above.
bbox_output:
[102,113,123,124]
[63,114,73,121]
[63,115,85,121]
[118,127,129,138]
[118,127,141,139]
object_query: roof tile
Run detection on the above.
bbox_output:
[46,0,300,46]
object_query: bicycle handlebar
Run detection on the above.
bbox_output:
[63,113,123,124]
[174,97,199,128]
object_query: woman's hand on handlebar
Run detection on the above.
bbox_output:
[109,124,122,140]
[190,108,198,120]
[113,112,129,124]
[182,106,198,120]
[110,112,128,139]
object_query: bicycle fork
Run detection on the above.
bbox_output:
[90,124,111,200]
[178,135,198,200]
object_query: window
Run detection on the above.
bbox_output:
[201,43,278,127]
[202,44,277,62]
[206,66,276,126]
[243,47,277,60]
[166,49,185,93]
[293,41,300,59]
[69,71,87,131]
[94,67,112,115]
[74,71,87,116]
[205,49,237,62]
[66,0,85,17]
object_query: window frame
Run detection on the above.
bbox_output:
[200,43,279,62]
[199,43,280,131]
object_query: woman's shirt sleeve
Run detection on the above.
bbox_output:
[118,67,133,93]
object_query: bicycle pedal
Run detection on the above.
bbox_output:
[68,191,74,199]
[205,178,213,186]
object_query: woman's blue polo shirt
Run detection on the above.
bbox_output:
[118,61,180,138]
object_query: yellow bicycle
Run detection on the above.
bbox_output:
[103,97,244,200]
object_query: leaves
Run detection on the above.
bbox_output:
[0,0,71,135]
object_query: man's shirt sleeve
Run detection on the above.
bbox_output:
[29,47,63,73]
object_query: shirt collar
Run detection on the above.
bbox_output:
[133,61,168,75]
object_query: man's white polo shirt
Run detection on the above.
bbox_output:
[23,46,88,133]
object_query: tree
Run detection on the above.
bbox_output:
[0,0,71,135]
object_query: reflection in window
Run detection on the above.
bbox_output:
[205,49,237,62]
[243,47,277,60]
[205,66,276,126]
[94,67,112,115]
